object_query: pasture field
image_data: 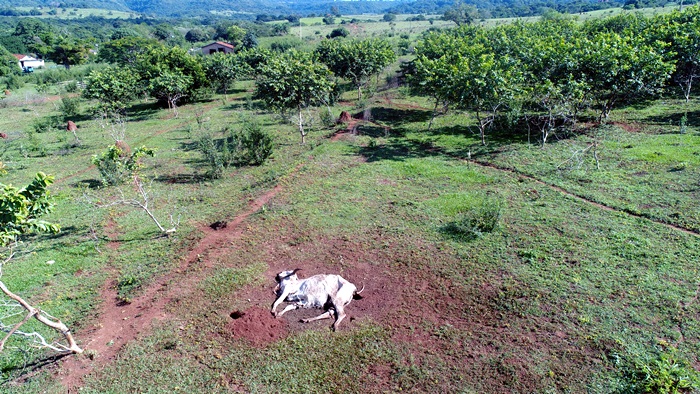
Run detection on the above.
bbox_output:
[2,3,700,388]
[13,7,137,19]
[0,64,699,392]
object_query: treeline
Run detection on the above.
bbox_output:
[403,7,700,145]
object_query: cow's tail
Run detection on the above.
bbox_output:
[353,283,365,300]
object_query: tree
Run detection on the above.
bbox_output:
[579,32,673,121]
[202,52,252,96]
[383,13,397,22]
[327,27,349,39]
[255,50,335,144]
[449,44,523,145]
[323,15,336,25]
[98,36,159,65]
[149,71,192,116]
[444,2,479,26]
[226,25,247,49]
[46,38,91,69]
[185,28,209,43]
[651,8,700,102]
[83,66,141,114]
[0,44,19,78]
[0,172,82,355]
[315,38,396,100]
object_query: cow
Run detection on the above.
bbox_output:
[271,269,363,331]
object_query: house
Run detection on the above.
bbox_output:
[13,54,45,70]
[201,42,235,55]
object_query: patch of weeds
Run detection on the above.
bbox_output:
[441,199,502,241]
[319,107,336,129]
[116,273,142,302]
[613,346,700,394]
[199,262,266,298]
[197,120,274,179]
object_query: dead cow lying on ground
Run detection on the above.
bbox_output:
[271,269,363,331]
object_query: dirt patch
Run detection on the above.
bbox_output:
[226,306,288,346]
[58,179,294,391]
[612,121,643,133]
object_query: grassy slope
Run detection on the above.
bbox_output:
[1,84,696,392]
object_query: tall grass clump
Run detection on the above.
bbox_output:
[614,347,700,394]
[442,198,502,240]
[197,119,273,179]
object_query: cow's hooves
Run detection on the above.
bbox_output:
[300,319,308,323]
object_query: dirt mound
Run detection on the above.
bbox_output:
[226,306,288,346]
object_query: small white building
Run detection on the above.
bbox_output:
[13,54,44,70]
[201,41,235,55]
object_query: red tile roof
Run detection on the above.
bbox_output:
[203,41,235,49]
[12,54,23,60]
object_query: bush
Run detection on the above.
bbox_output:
[92,144,155,186]
[442,199,501,240]
[328,27,349,39]
[3,74,24,90]
[615,348,700,394]
[197,121,274,179]
[32,116,61,133]
[59,96,81,119]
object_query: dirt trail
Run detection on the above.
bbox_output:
[58,183,287,391]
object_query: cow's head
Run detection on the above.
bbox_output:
[274,268,301,295]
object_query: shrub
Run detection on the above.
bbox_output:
[442,199,501,240]
[59,96,81,119]
[197,121,274,179]
[327,27,349,39]
[92,144,155,186]
[615,348,700,394]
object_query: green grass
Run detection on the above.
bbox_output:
[1,25,700,391]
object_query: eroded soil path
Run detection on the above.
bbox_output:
[58,183,288,391]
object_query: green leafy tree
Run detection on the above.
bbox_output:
[315,38,396,100]
[579,32,673,121]
[0,171,82,354]
[84,67,141,113]
[46,38,91,69]
[185,28,209,43]
[444,2,479,26]
[202,52,252,95]
[98,36,159,65]
[92,145,155,186]
[226,25,247,49]
[149,71,192,115]
[0,44,19,78]
[449,44,523,145]
[255,50,335,143]
[651,8,700,102]
[383,13,397,22]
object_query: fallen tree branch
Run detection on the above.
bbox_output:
[0,281,82,354]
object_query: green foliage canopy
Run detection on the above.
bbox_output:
[315,38,396,100]
[255,50,335,143]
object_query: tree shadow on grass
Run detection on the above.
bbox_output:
[642,109,700,129]
[354,138,443,163]
[369,107,433,126]
[155,173,209,184]
[126,102,161,121]
[0,352,71,385]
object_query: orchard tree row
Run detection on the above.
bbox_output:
[405,6,700,145]
[84,35,395,142]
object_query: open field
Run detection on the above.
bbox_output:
[0,64,698,392]
[13,7,138,19]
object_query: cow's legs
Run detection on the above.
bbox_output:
[331,305,346,331]
[301,309,335,323]
[275,304,298,317]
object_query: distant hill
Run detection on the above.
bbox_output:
[0,0,652,18]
